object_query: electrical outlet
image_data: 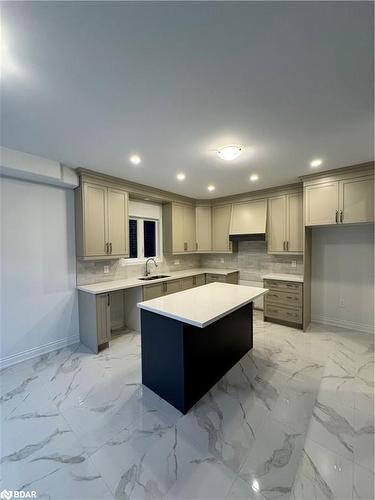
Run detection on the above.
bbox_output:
[291,260,297,268]
[174,259,180,265]
[220,258,225,264]
[104,265,109,274]
[339,297,345,307]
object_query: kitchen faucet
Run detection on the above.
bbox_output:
[145,257,158,276]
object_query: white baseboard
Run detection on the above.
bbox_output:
[311,315,374,335]
[0,334,80,369]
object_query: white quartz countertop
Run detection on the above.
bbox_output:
[262,273,304,282]
[77,268,239,295]
[137,282,268,328]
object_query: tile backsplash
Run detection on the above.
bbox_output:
[76,253,200,285]
[200,241,303,282]
[77,242,303,285]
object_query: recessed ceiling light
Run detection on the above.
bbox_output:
[310,158,323,168]
[250,174,259,182]
[207,185,215,192]
[129,154,141,165]
[176,172,186,181]
[217,145,242,161]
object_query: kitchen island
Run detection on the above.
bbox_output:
[137,282,267,413]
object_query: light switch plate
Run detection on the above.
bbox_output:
[104,265,109,274]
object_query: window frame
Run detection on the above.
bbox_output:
[122,200,163,266]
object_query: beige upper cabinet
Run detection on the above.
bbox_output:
[196,205,212,252]
[76,181,129,259]
[304,181,339,226]
[107,188,129,256]
[287,193,303,252]
[340,175,374,224]
[163,202,196,253]
[267,196,286,253]
[212,204,232,252]
[268,193,303,253]
[304,171,374,226]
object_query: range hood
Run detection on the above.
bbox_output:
[229,199,267,242]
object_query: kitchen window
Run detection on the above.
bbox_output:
[129,217,158,259]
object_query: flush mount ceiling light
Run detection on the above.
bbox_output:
[217,145,242,161]
[310,158,323,168]
[129,154,141,165]
[249,174,259,182]
[207,185,215,192]
[176,172,186,181]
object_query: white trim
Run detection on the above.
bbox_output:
[311,315,374,335]
[0,334,80,369]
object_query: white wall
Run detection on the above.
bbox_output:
[0,176,79,367]
[311,224,374,333]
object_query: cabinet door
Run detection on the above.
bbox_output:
[83,183,108,256]
[164,279,182,295]
[96,294,111,345]
[107,188,129,256]
[304,181,339,226]
[172,204,185,252]
[267,196,287,252]
[183,205,196,251]
[143,283,163,301]
[340,176,374,224]
[181,276,194,290]
[196,206,212,251]
[194,274,206,287]
[212,205,232,252]
[287,193,303,252]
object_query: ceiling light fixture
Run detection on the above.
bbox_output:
[250,174,259,182]
[207,185,215,192]
[217,145,242,161]
[310,158,323,168]
[176,172,186,181]
[129,154,141,165]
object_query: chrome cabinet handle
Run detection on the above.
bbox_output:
[283,241,285,251]
[184,242,188,251]
[105,242,109,253]
[286,241,289,251]
[340,210,343,223]
[196,242,198,250]
[107,293,110,307]
[335,210,338,223]
[109,242,112,254]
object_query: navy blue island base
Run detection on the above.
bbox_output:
[140,302,253,414]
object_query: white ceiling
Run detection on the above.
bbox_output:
[1,2,373,198]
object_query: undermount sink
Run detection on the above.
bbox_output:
[138,275,171,281]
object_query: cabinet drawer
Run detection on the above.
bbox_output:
[264,304,302,324]
[164,279,182,295]
[265,290,302,307]
[263,279,302,295]
[181,276,194,290]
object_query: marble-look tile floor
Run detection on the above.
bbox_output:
[1,311,373,500]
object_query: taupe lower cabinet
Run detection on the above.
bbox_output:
[304,172,374,226]
[163,202,196,253]
[75,181,129,259]
[267,193,303,253]
[143,274,206,300]
[212,204,233,253]
[196,205,212,252]
[79,292,111,353]
[263,279,303,329]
